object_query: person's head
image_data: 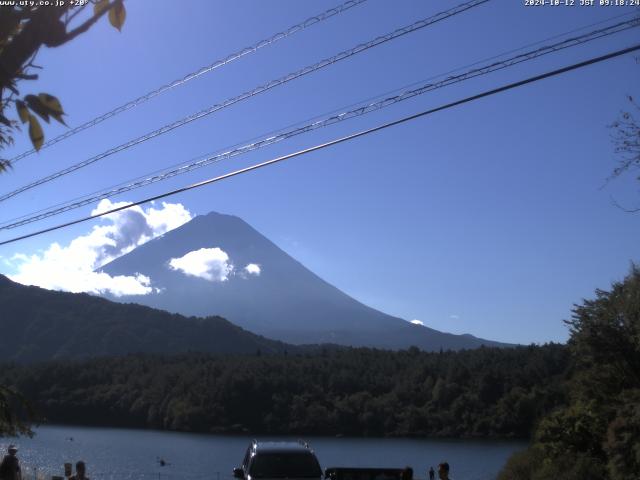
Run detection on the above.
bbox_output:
[7,445,17,456]
[76,461,86,477]
[437,463,449,480]
[402,466,413,480]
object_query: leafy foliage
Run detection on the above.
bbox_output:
[498,266,640,480]
[0,384,34,438]
[0,0,126,162]
[0,344,568,438]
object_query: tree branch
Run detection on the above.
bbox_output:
[65,4,88,26]
[610,195,640,213]
[54,1,120,46]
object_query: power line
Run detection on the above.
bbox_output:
[2,16,637,230]
[2,17,636,228]
[361,9,640,103]
[8,0,369,164]
[1,43,637,247]
[0,0,490,204]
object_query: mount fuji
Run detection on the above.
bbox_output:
[99,212,510,350]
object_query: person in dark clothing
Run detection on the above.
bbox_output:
[0,445,21,480]
[428,466,435,480]
[70,461,89,480]
[437,463,450,480]
[401,467,413,480]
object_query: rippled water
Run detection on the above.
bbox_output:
[3,425,526,480]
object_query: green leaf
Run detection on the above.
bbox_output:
[109,2,126,32]
[93,0,109,15]
[24,94,50,123]
[38,93,64,115]
[28,115,44,151]
[51,112,67,127]
[16,100,29,124]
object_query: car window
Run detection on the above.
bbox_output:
[249,452,322,478]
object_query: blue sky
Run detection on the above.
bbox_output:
[0,0,639,344]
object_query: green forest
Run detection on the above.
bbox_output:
[0,343,567,438]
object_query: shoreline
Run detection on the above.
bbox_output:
[18,422,532,443]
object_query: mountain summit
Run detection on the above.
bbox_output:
[100,212,509,350]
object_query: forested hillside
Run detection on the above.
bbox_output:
[0,274,295,362]
[0,344,567,438]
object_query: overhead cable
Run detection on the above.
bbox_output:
[0,0,490,203]
[1,42,638,246]
[8,0,369,164]
[2,16,637,230]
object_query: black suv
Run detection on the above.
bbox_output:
[233,440,323,480]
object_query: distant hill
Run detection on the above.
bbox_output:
[99,211,511,351]
[0,275,293,363]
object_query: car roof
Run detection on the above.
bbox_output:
[252,441,312,454]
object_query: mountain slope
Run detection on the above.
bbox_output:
[0,274,293,363]
[100,212,510,350]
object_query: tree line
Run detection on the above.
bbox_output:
[0,343,568,439]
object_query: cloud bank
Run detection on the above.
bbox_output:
[8,200,192,296]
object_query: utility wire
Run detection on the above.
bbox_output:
[1,43,638,247]
[1,16,637,230]
[0,0,489,204]
[8,0,369,164]
[357,9,640,105]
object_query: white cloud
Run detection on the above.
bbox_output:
[169,248,233,282]
[8,200,192,296]
[410,319,424,326]
[244,263,261,276]
[89,199,192,263]
[449,314,460,320]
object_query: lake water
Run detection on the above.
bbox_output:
[3,425,526,480]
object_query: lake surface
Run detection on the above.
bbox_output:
[4,425,526,480]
